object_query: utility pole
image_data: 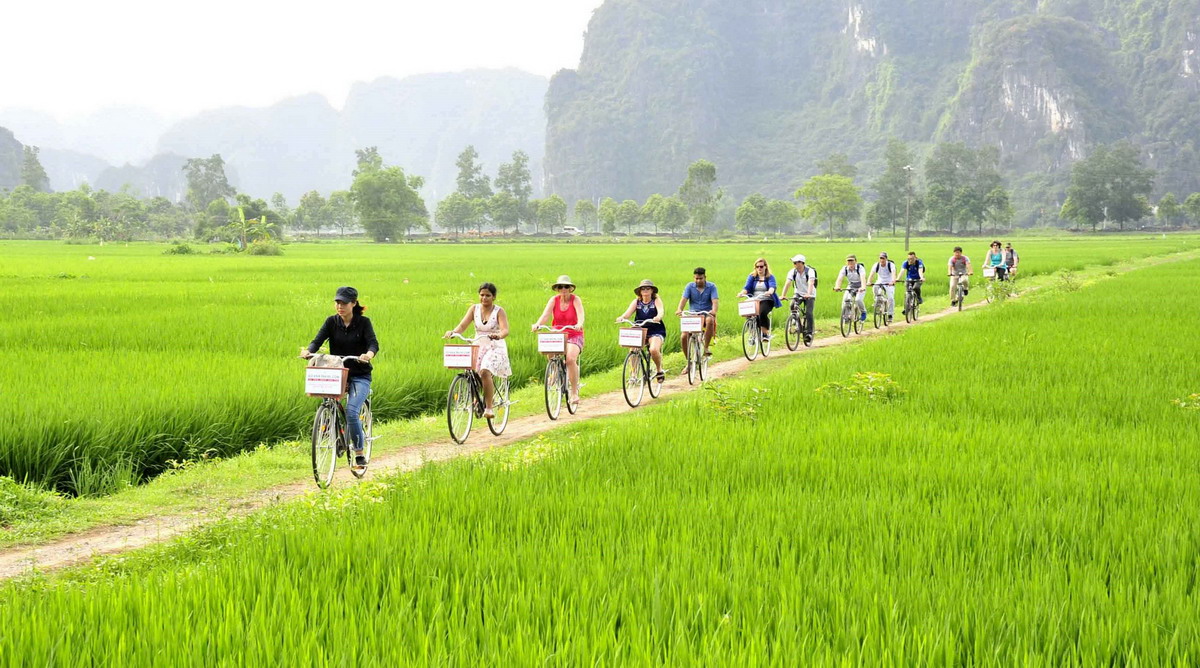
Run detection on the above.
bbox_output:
[903,164,914,252]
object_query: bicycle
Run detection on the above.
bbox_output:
[782,296,813,351]
[983,266,1007,303]
[303,355,374,489]
[535,325,580,420]
[680,310,712,385]
[443,333,513,444]
[617,319,664,407]
[739,295,773,361]
[871,282,894,329]
[950,274,969,311]
[903,279,923,323]
[836,287,865,337]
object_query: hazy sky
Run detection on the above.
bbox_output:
[2,0,602,120]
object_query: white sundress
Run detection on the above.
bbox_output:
[474,305,512,378]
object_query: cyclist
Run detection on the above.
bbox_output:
[780,254,817,343]
[1003,242,1020,278]
[443,282,510,419]
[900,251,926,305]
[948,246,973,306]
[532,275,585,407]
[738,257,781,343]
[833,254,868,321]
[866,251,897,319]
[675,266,719,361]
[615,279,667,383]
[299,286,378,469]
[983,240,1007,281]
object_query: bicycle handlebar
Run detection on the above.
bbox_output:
[300,353,369,365]
[616,319,655,327]
[681,310,713,316]
[446,333,487,344]
[534,325,580,332]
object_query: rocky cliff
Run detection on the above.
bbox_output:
[545,0,1200,223]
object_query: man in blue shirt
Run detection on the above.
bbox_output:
[900,251,925,305]
[675,266,719,359]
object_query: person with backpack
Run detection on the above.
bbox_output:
[867,251,897,319]
[948,246,973,306]
[833,254,868,322]
[900,251,926,305]
[780,254,817,342]
[1003,242,1020,278]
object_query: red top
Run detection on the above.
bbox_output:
[551,294,580,330]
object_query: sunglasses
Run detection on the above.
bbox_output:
[755,264,766,268]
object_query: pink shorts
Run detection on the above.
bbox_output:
[566,332,585,351]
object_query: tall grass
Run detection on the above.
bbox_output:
[1,258,1197,663]
[1,236,1195,492]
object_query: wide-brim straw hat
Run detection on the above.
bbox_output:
[633,279,658,296]
[552,275,576,289]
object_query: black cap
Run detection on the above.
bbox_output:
[335,286,358,303]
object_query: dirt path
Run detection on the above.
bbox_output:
[0,298,985,580]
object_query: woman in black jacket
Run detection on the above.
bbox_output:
[300,286,379,468]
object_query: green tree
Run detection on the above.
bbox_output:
[489,191,520,234]
[1157,192,1182,226]
[21,146,50,192]
[678,159,722,235]
[1184,193,1200,226]
[436,192,483,236]
[1060,142,1155,232]
[495,150,533,228]
[454,145,493,200]
[641,194,665,235]
[574,199,597,233]
[734,193,767,236]
[351,165,428,241]
[795,174,863,241]
[816,152,858,180]
[270,192,291,229]
[295,191,329,237]
[617,199,640,235]
[327,191,356,237]
[353,147,383,176]
[660,196,688,237]
[182,155,235,213]
[764,199,801,235]
[539,194,569,233]
[599,197,619,235]
[867,138,915,235]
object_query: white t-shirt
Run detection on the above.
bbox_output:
[786,266,817,298]
[872,260,896,283]
[837,264,866,289]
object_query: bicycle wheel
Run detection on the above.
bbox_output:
[447,374,473,444]
[873,301,882,329]
[564,360,578,415]
[487,377,510,436]
[741,318,759,361]
[311,402,338,489]
[699,341,709,380]
[905,293,915,323]
[647,352,663,398]
[761,317,772,357]
[985,281,994,304]
[544,360,562,420]
[840,305,851,337]
[349,399,373,479]
[884,298,893,326]
[957,287,964,311]
[853,305,864,334]
[785,313,801,351]
[685,336,697,385]
[621,350,645,408]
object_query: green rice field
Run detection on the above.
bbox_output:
[2,252,1197,663]
[1,236,1197,493]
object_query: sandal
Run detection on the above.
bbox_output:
[655,372,665,383]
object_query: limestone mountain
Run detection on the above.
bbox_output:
[545,0,1200,224]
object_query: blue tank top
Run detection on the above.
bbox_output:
[634,300,667,337]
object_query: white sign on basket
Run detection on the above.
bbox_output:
[618,328,646,348]
[305,367,345,396]
[738,300,759,317]
[443,345,476,369]
[983,267,995,278]
[680,317,703,333]
[537,332,567,353]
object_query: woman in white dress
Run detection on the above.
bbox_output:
[444,282,511,418]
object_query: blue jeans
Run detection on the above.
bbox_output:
[345,375,371,452]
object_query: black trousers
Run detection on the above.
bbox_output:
[757,301,775,328]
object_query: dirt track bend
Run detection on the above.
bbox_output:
[0,297,988,580]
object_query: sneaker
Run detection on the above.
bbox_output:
[703,350,713,358]
[964,289,969,296]
[484,409,495,419]
[950,299,958,307]
[761,334,771,341]
[859,312,867,322]
[354,454,367,467]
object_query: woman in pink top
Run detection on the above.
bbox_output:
[531,274,585,406]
